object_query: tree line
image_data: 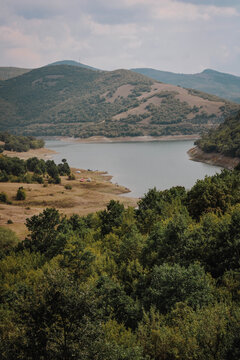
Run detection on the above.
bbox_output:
[0,155,70,184]
[0,132,45,153]
[196,110,240,157]
[1,168,240,359]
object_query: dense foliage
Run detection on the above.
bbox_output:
[0,132,44,152]
[1,169,240,359]
[196,110,240,157]
[0,155,70,184]
[0,65,238,138]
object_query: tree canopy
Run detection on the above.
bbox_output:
[1,168,240,359]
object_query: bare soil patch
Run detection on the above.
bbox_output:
[106,84,134,103]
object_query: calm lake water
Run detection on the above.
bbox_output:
[45,139,222,198]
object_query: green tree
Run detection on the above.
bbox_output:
[0,227,18,258]
[16,187,26,200]
[99,200,125,236]
[148,262,214,312]
[21,208,62,257]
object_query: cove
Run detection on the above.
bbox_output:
[45,139,222,198]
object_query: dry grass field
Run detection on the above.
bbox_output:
[0,160,138,240]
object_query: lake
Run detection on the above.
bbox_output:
[45,139,222,198]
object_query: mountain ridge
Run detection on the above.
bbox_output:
[131,68,240,104]
[0,65,239,138]
[47,60,99,71]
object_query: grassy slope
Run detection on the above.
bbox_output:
[131,68,240,104]
[0,65,239,137]
[0,67,31,80]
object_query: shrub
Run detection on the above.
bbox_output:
[16,187,26,200]
[32,173,44,184]
[64,184,72,190]
[0,192,8,203]
[68,173,76,180]
[0,227,18,257]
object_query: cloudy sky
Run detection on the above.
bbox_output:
[1,0,240,75]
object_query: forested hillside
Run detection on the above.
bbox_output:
[196,110,240,157]
[132,68,240,104]
[1,168,240,359]
[0,65,239,138]
[48,60,99,71]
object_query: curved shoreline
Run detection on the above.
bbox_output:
[188,146,240,170]
[44,134,200,144]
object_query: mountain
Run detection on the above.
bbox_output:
[48,60,99,71]
[196,110,240,158]
[131,68,240,104]
[0,61,99,81]
[0,67,31,80]
[0,65,239,138]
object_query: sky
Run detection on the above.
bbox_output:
[1,0,240,75]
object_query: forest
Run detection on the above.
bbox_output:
[0,155,70,184]
[1,166,240,359]
[196,110,240,157]
[0,132,44,153]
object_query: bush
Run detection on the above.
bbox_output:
[16,187,26,200]
[68,173,76,180]
[64,184,72,190]
[32,173,44,184]
[0,227,18,257]
[0,192,8,203]
[48,176,61,184]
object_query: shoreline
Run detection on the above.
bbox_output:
[188,146,240,170]
[44,134,200,144]
[3,147,57,160]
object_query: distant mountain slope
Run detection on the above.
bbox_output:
[131,68,240,104]
[196,110,240,157]
[0,67,31,80]
[0,65,239,138]
[48,60,99,71]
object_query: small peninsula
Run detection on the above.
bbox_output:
[188,110,240,169]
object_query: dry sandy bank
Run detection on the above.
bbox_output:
[3,147,56,160]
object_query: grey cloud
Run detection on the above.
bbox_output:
[178,0,240,7]
[0,0,240,75]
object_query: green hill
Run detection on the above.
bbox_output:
[131,68,240,104]
[48,60,99,71]
[0,67,31,80]
[196,110,240,157]
[0,65,239,138]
